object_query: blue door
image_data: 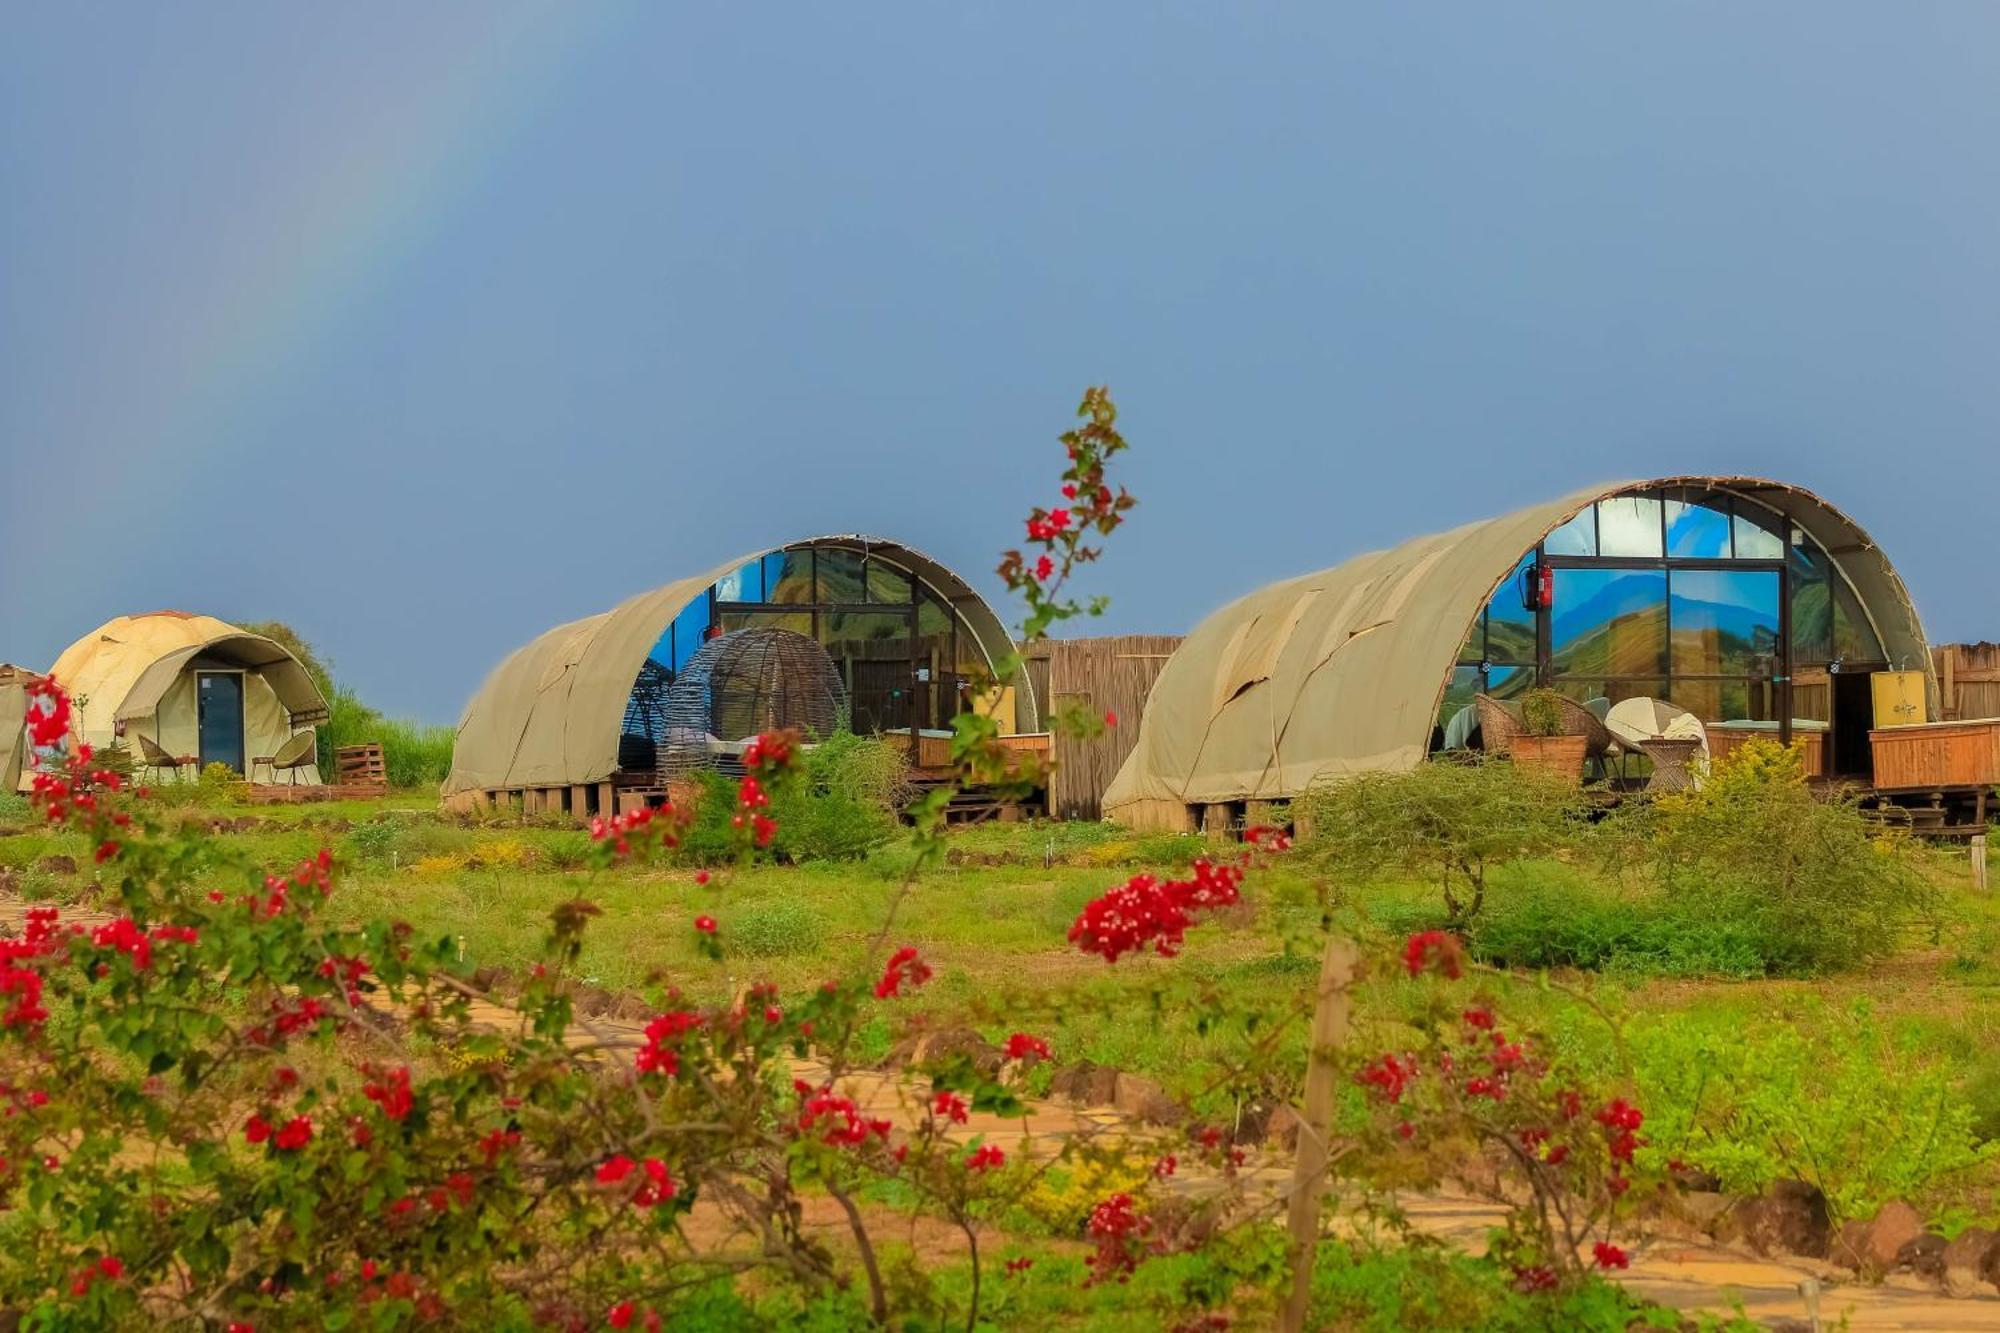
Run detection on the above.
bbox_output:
[196,672,245,774]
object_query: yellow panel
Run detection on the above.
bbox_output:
[973,684,1016,735]
[1870,670,1927,728]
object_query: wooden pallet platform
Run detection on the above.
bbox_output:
[334,743,387,787]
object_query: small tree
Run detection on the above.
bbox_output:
[1300,757,1590,923]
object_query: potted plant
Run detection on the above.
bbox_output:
[1510,688,1588,783]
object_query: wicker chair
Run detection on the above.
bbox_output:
[1473,694,1523,756]
[136,734,191,784]
[1553,694,1620,781]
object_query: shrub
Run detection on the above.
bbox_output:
[680,731,907,864]
[1626,737,1938,974]
[1624,1001,1998,1219]
[1300,757,1592,922]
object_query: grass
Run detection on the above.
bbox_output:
[4,788,1998,1225]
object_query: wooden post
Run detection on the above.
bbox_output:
[1279,936,1357,1333]
[570,785,590,823]
[1974,834,1989,894]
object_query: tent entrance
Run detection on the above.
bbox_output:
[196,671,246,774]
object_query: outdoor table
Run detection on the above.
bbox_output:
[1637,737,1703,794]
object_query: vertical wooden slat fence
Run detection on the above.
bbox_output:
[1020,635,1182,821]
[1936,643,2000,722]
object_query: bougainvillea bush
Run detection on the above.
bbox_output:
[0,392,1662,1331]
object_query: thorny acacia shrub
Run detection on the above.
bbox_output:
[1299,758,1591,924]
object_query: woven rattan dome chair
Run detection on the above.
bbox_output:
[658,628,846,779]
[1473,694,1523,756]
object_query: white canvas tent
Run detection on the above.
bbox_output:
[37,612,330,786]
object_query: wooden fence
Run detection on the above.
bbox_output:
[1936,643,2000,722]
[1021,634,1183,821]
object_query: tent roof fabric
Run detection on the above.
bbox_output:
[47,614,329,736]
[444,535,1027,796]
[1104,476,1931,818]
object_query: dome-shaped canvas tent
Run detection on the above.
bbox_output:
[1105,477,1931,830]
[444,536,1035,815]
[37,612,330,786]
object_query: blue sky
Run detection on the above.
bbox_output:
[3,4,1995,723]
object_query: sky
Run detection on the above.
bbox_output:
[3,4,1996,724]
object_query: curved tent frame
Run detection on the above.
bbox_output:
[445,535,1032,797]
[1104,477,1930,826]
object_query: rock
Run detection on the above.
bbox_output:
[1841,1201,1927,1274]
[1740,1180,1831,1259]
[1048,1062,1120,1107]
[1895,1232,1948,1279]
[1112,1072,1186,1126]
[1669,1190,1739,1242]
[36,855,76,875]
[910,1027,1003,1079]
[1831,1220,1871,1270]
[572,983,614,1017]
[1941,1227,1998,1297]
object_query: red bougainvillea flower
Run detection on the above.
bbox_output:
[1103,709,1118,727]
[965,1143,1005,1171]
[272,1116,314,1151]
[1357,1052,1415,1103]
[1003,1032,1051,1061]
[607,1302,635,1329]
[874,946,933,999]
[932,1090,969,1123]
[363,1066,415,1121]
[631,1157,675,1208]
[1033,554,1055,582]
[1592,1241,1629,1270]
[1462,1007,1495,1030]
[597,1155,636,1185]
[1068,859,1244,963]
[1596,1097,1645,1162]
[693,915,717,934]
[1083,1192,1151,1285]
[1005,1257,1034,1277]
[244,1113,273,1145]
[635,1010,701,1076]
[1153,1155,1177,1178]
[1402,930,1464,979]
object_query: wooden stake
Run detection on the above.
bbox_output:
[1974,834,1989,894]
[1280,935,1357,1333]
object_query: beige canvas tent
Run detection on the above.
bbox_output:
[1105,477,1930,830]
[38,612,330,786]
[0,665,33,794]
[445,535,1034,813]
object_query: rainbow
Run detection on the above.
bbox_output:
[44,4,630,555]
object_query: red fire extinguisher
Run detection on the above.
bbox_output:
[1519,562,1554,613]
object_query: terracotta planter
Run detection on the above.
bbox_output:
[1509,734,1588,784]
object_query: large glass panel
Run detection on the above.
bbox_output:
[824,610,912,735]
[717,610,811,637]
[1485,664,1534,701]
[762,550,816,605]
[1438,665,1481,747]
[1596,496,1664,557]
[1544,508,1595,557]
[1456,613,1486,666]
[815,548,868,603]
[1664,498,1732,558]
[665,593,713,672]
[713,559,762,604]
[1553,677,1667,709]
[866,559,913,603]
[1791,546,1885,663]
[1671,678,1777,725]
[1551,567,1668,676]
[1486,552,1538,665]
[915,596,955,728]
[1670,569,1780,677]
[1732,508,1785,560]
